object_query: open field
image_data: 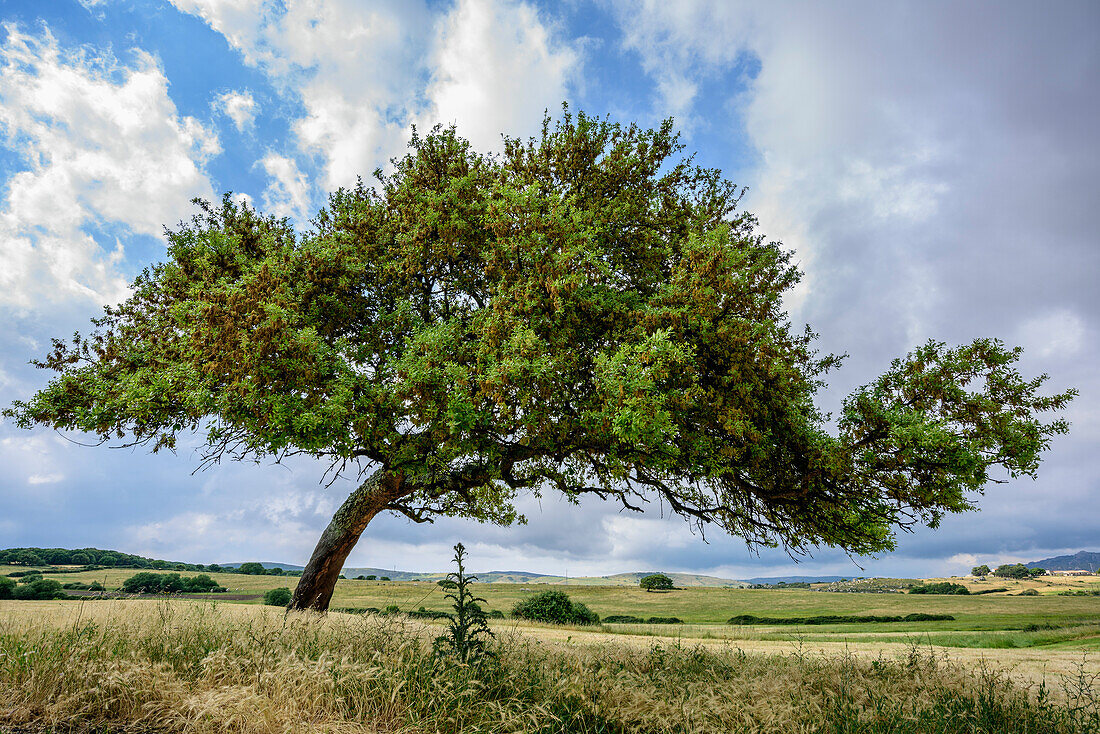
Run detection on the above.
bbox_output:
[1,599,1097,733]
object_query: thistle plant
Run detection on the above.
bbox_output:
[433,543,494,664]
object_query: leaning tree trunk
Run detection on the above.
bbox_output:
[289,468,401,611]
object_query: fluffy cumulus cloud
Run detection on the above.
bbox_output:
[171,0,576,192]
[213,89,258,131]
[0,23,217,308]
[424,0,578,153]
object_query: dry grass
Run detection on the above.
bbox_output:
[1,599,1097,733]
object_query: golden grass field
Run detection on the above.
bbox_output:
[1,598,1098,733]
[2,566,1098,731]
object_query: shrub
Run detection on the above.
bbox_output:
[0,576,13,599]
[263,588,292,607]
[511,590,599,625]
[12,578,66,600]
[909,582,970,595]
[365,575,376,580]
[237,562,266,575]
[728,613,955,625]
[639,573,674,591]
[1019,588,1039,596]
[1028,567,1047,577]
[645,616,683,624]
[380,576,390,581]
[571,602,600,625]
[603,615,645,624]
[355,575,366,580]
[971,564,991,576]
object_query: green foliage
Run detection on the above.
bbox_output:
[121,572,226,594]
[639,573,674,591]
[5,109,1075,561]
[379,576,390,581]
[1028,567,1047,577]
[909,582,970,595]
[0,546,202,570]
[728,613,955,625]
[263,587,292,607]
[971,565,991,576]
[236,562,266,575]
[0,576,13,599]
[993,564,1031,579]
[511,590,599,625]
[1019,588,1039,596]
[602,615,644,624]
[11,578,66,600]
[433,543,494,665]
[365,575,376,580]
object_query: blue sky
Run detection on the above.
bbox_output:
[0,0,1097,579]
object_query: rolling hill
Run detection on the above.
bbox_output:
[1025,550,1100,572]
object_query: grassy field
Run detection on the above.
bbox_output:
[1,598,1097,733]
[8,566,1100,631]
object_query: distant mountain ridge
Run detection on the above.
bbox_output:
[1025,550,1100,572]
[218,562,745,587]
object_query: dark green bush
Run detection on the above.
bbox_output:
[236,562,266,575]
[511,590,599,625]
[644,616,683,624]
[728,613,955,625]
[12,578,66,600]
[1019,588,1039,596]
[909,582,970,595]
[0,576,14,599]
[603,615,645,624]
[263,588,292,606]
[409,606,451,620]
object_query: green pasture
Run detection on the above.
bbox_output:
[12,567,1098,647]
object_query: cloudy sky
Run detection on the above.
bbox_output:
[0,0,1096,579]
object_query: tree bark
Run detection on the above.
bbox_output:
[289,468,401,611]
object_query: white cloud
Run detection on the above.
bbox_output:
[260,152,311,223]
[0,24,218,308]
[172,0,577,190]
[27,473,64,485]
[214,89,258,131]
[424,0,578,153]
[172,0,431,190]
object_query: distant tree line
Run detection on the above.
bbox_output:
[0,548,309,577]
[971,563,1046,579]
[231,562,302,577]
[1,547,204,571]
[121,572,227,594]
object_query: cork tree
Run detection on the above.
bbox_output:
[6,111,1074,611]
